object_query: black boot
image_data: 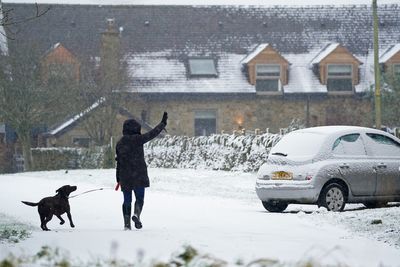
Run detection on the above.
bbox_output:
[132,201,143,229]
[122,204,131,230]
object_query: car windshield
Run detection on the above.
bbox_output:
[270,131,326,160]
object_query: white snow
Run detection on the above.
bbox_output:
[379,44,400,64]
[1,168,400,266]
[126,45,374,94]
[310,43,340,66]
[126,52,255,94]
[270,131,326,160]
[49,97,104,136]
[2,0,400,6]
[240,43,270,65]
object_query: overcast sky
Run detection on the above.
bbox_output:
[2,0,400,6]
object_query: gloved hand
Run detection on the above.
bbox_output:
[161,112,168,125]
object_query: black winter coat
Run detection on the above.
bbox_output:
[116,120,166,191]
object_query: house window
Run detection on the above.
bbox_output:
[255,64,281,91]
[48,63,75,79]
[188,59,217,76]
[327,64,353,91]
[72,137,90,148]
[394,64,400,77]
[194,110,216,136]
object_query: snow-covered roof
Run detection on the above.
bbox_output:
[3,0,400,6]
[296,125,390,137]
[4,3,400,58]
[49,98,104,136]
[240,44,269,65]
[126,52,255,94]
[310,43,339,66]
[125,48,373,94]
[379,44,400,64]
[42,43,62,58]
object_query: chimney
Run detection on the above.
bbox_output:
[100,18,121,91]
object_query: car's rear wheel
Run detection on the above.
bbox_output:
[320,183,346,212]
[363,201,388,209]
[261,201,288,212]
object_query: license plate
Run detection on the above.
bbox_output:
[272,171,293,180]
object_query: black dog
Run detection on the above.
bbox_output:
[22,185,77,231]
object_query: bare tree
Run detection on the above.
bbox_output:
[77,55,128,146]
[0,44,79,170]
[0,1,50,39]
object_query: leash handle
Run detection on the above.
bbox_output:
[115,183,120,191]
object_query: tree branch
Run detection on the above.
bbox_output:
[0,2,51,40]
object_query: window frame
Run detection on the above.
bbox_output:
[326,64,354,92]
[332,133,367,156]
[393,63,400,76]
[255,64,282,92]
[366,133,400,148]
[188,58,218,77]
[365,133,400,157]
[48,62,75,78]
[72,136,91,148]
[194,109,217,136]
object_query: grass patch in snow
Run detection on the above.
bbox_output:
[0,213,32,244]
[0,244,355,267]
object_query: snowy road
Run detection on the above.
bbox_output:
[0,168,399,266]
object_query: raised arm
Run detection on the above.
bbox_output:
[140,112,168,144]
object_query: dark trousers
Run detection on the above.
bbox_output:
[122,187,145,217]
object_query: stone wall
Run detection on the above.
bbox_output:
[125,94,372,136]
[49,94,372,147]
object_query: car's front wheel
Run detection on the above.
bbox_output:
[320,183,346,211]
[261,201,288,212]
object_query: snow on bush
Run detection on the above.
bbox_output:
[31,146,107,171]
[31,133,282,172]
[145,133,282,172]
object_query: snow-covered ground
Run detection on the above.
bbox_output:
[0,168,399,266]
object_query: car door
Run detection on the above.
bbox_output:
[332,133,376,196]
[365,133,400,196]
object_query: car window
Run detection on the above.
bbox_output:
[332,134,366,156]
[270,131,326,160]
[366,133,400,157]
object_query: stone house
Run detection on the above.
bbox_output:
[3,3,400,147]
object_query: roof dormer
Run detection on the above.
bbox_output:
[379,44,400,76]
[41,43,80,84]
[241,44,289,94]
[310,43,362,94]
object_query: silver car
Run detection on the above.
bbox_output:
[256,126,400,212]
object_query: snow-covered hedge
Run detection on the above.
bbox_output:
[145,133,281,172]
[31,146,107,171]
[31,133,281,172]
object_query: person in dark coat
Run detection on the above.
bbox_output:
[116,112,167,230]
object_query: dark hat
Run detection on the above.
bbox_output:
[123,119,141,135]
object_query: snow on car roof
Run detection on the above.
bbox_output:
[295,126,388,136]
